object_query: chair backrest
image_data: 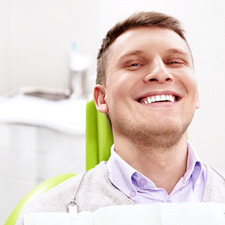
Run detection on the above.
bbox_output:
[5,99,113,225]
[86,99,113,170]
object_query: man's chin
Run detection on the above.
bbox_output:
[127,123,189,147]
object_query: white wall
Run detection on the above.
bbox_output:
[0,0,98,94]
[0,0,11,93]
[0,0,224,166]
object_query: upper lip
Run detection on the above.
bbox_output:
[136,90,182,102]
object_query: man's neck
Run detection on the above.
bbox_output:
[114,133,188,194]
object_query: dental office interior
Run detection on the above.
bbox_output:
[0,0,225,223]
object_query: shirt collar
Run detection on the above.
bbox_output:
[106,141,204,200]
[184,141,203,185]
[107,145,138,200]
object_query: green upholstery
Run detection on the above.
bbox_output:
[86,99,113,170]
[5,99,113,225]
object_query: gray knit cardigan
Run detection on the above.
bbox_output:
[16,162,225,225]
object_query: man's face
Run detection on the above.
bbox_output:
[94,27,200,144]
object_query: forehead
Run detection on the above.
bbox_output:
[108,26,191,60]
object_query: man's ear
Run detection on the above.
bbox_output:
[93,84,108,113]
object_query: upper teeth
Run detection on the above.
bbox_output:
[143,95,175,104]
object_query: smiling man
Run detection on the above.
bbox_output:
[16,11,225,225]
[94,24,200,197]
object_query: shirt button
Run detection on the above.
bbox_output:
[130,190,136,197]
[166,199,171,203]
[138,178,147,187]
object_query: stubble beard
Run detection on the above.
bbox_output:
[112,114,193,152]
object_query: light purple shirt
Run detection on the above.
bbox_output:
[106,141,207,203]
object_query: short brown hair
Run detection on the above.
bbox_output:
[96,11,188,85]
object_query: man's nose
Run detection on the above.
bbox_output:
[144,60,174,83]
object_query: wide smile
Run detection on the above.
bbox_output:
[137,92,181,105]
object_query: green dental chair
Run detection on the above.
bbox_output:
[4,99,113,225]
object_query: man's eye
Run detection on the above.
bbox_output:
[126,63,143,70]
[167,59,185,65]
[129,63,141,67]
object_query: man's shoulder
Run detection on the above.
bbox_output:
[206,164,225,181]
[27,162,109,210]
[15,162,109,225]
[204,164,225,202]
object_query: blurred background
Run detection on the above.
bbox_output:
[0,0,225,223]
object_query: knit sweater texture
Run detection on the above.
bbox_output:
[16,162,225,225]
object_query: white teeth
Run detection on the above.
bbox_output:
[142,94,175,104]
[156,95,160,101]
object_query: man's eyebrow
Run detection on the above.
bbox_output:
[164,48,189,57]
[118,50,145,60]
